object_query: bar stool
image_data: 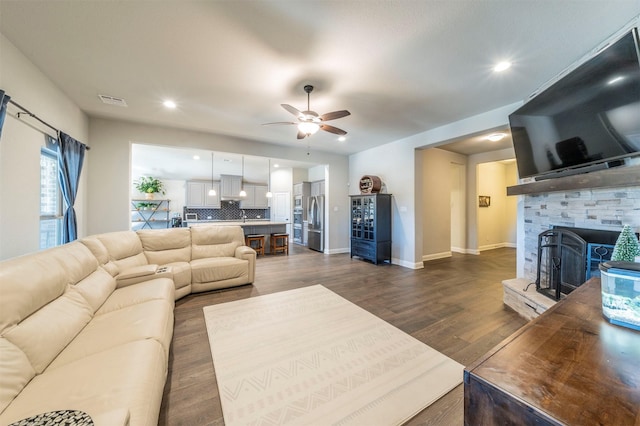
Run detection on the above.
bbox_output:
[245,234,265,256]
[270,233,289,255]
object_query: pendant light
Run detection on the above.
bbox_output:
[208,152,216,196]
[266,159,273,198]
[239,155,247,197]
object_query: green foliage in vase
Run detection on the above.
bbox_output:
[135,176,165,194]
[611,225,640,262]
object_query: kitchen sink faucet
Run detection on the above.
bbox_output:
[241,209,246,223]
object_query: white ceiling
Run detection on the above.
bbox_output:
[1,0,639,160]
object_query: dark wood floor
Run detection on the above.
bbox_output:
[158,245,526,426]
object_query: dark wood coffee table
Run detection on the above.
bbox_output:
[464,278,640,425]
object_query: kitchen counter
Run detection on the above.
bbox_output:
[183,221,289,254]
[185,220,288,227]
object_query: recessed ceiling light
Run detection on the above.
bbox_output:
[193,155,200,160]
[163,100,177,109]
[338,136,346,142]
[486,133,507,142]
[273,164,280,168]
[493,61,511,72]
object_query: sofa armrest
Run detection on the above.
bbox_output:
[235,246,256,283]
[116,264,172,288]
[235,245,256,260]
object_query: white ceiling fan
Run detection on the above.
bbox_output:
[263,85,350,139]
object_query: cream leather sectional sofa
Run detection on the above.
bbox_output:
[0,225,255,426]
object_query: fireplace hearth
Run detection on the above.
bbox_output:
[535,226,621,300]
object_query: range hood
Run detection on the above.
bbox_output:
[219,174,243,201]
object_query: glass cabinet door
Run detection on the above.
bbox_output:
[363,196,375,240]
[351,197,363,238]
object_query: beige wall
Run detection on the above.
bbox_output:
[0,34,89,260]
[477,161,517,250]
[421,148,467,260]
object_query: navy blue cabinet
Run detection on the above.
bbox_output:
[350,194,392,264]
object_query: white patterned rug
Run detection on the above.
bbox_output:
[203,285,464,425]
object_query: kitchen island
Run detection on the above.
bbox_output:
[184,220,288,253]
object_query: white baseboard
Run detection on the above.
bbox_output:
[479,242,516,252]
[422,251,452,262]
[393,258,424,269]
[327,247,350,255]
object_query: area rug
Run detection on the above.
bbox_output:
[203,285,464,425]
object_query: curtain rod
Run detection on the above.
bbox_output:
[8,99,91,150]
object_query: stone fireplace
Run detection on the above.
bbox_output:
[503,164,640,320]
[535,226,621,300]
[523,187,640,284]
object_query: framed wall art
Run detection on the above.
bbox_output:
[479,195,491,208]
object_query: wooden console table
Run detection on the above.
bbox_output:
[464,278,640,425]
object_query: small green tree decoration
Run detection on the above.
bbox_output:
[611,225,640,262]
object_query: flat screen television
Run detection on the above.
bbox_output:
[509,27,640,180]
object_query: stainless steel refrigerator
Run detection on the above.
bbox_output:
[307,195,324,252]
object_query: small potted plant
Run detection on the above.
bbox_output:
[135,176,165,200]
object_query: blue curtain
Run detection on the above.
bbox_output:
[58,131,87,243]
[0,90,11,140]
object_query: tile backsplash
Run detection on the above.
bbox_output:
[184,201,269,221]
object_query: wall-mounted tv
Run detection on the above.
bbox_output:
[509,27,640,180]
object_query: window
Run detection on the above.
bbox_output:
[40,148,62,249]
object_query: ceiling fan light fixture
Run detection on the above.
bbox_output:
[298,122,320,135]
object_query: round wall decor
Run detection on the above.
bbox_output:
[359,175,382,194]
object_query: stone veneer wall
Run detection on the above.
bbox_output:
[523,186,640,281]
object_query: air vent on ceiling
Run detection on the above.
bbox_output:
[98,94,128,107]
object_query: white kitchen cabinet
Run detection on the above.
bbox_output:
[240,184,269,208]
[310,180,325,196]
[220,175,242,199]
[186,181,220,207]
[293,182,310,196]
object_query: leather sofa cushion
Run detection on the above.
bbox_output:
[0,340,167,426]
[73,268,117,313]
[0,338,35,414]
[48,242,98,286]
[137,228,191,264]
[96,278,175,315]
[191,257,248,284]
[0,251,67,334]
[92,231,147,272]
[79,235,110,266]
[48,298,173,370]
[191,226,244,260]
[3,289,93,374]
[164,261,191,289]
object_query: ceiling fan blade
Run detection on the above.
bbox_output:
[320,124,347,136]
[320,110,351,121]
[262,121,297,126]
[297,130,308,140]
[281,104,303,118]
